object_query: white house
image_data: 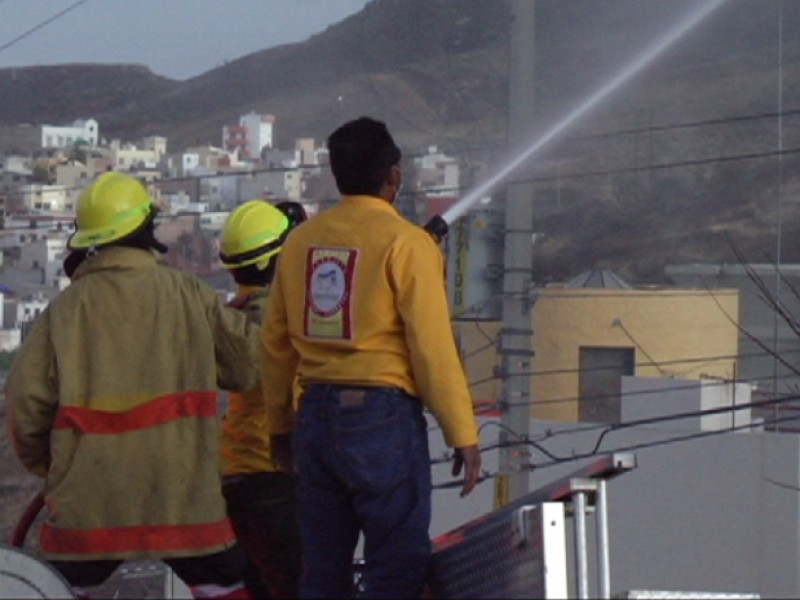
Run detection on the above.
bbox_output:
[41,119,99,149]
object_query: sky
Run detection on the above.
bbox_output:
[0,0,372,80]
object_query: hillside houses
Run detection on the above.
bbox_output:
[0,114,465,351]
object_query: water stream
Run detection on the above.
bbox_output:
[441,0,729,225]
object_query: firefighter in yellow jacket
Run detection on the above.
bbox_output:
[5,172,259,598]
[260,117,482,598]
[218,199,306,598]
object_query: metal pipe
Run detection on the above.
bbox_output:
[596,479,612,599]
[573,491,590,599]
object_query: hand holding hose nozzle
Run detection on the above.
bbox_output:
[423,215,449,244]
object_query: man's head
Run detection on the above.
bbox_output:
[327,117,401,200]
[220,200,307,286]
[67,171,166,254]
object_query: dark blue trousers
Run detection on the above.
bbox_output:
[294,384,432,599]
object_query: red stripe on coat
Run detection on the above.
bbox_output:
[41,519,235,555]
[53,391,218,434]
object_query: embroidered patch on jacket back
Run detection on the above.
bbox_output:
[304,246,359,339]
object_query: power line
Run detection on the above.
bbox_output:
[431,402,800,490]
[8,134,800,224]
[423,366,800,440]
[0,0,91,56]
[465,346,800,390]
[570,108,800,141]
[461,367,800,418]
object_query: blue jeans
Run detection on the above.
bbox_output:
[294,384,432,599]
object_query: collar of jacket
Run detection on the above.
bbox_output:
[340,194,399,216]
[72,246,158,280]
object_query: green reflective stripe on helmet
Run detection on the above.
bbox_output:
[236,227,286,255]
[109,201,153,224]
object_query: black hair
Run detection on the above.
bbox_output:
[63,249,87,278]
[231,262,275,286]
[327,117,401,196]
[230,201,308,287]
[274,201,308,229]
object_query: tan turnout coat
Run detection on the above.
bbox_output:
[6,247,260,561]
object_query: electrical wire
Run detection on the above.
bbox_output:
[431,403,800,490]
[435,386,799,458]
[0,0,91,56]
[10,135,800,232]
[501,370,799,410]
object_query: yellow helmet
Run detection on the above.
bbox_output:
[219,200,291,270]
[68,172,156,250]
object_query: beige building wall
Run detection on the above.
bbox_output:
[532,288,739,422]
[454,287,740,423]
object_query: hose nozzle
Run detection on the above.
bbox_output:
[423,215,449,244]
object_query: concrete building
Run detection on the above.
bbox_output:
[198,212,229,232]
[667,262,800,406]
[54,161,92,191]
[0,328,21,351]
[415,145,460,197]
[179,146,232,177]
[41,119,99,149]
[222,112,275,159]
[455,271,740,423]
[108,137,167,171]
[621,375,753,430]
[295,137,320,173]
[531,281,740,422]
[17,184,73,214]
[0,119,100,154]
[428,395,797,598]
[0,288,21,351]
[1,157,32,197]
[0,119,101,154]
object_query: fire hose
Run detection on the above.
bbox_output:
[10,492,44,548]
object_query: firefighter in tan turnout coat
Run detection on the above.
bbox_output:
[5,172,259,598]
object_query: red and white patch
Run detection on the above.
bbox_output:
[304,247,359,339]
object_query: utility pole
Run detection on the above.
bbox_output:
[497,0,537,504]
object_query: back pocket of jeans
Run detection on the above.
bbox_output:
[333,406,409,493]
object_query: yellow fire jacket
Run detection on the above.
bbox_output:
[5,247,260,561]
[260,194,479,448]
[220,285,280,475]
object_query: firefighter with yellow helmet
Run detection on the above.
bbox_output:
[6,171,260,598]
[218,199,307,599]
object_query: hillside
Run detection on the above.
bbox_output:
[0,64,177,126]
[1,0,800,282]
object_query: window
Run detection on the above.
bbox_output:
[578,346,635,424]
